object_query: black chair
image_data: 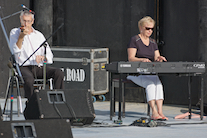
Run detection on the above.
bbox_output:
[110,78,150,120]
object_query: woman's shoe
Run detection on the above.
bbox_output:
[151,115,163,120]
[161,116,168,121]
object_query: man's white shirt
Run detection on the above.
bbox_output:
[9,27,53,66]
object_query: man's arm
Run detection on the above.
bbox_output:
[16,26,28,49]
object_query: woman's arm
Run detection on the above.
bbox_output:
[154,50,167,62]
[128,48,151,62]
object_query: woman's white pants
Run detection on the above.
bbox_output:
[127,75,164,102]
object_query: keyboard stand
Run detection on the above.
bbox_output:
[115,73,204,121]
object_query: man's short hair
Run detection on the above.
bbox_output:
[20,10,34,19]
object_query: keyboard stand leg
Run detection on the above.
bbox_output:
[110,80,115,120]
[200,76,204,120]
[118,74,122,121]
[188,76,192,119]
[122,82,125,118]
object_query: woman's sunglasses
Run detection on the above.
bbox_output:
[145,27,154,30]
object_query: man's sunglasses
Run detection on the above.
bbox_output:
[145,27,154,30]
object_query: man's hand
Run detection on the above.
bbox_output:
[36,55,45,64]
[19,26,29,37]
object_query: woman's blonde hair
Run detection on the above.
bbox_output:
[138,16,155,31]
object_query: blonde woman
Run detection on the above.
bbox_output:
[127,16,168,120]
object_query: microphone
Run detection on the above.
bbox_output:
[21,4,30,10]
[21,4,35,14]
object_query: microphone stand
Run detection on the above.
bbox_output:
[0,10,24,120]
[20,23,64,89]
[43,43,47,89]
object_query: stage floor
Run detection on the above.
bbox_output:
[1,98,207,138]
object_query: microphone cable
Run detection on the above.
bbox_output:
[52,101,63,119]
[63,101,77,121]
